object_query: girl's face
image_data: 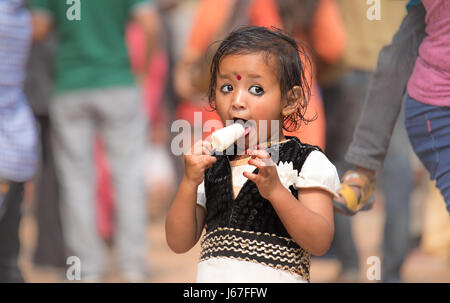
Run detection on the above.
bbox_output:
[214,53,287,148]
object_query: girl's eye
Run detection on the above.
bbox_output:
[249,85,264,96]
[220,84,233,93]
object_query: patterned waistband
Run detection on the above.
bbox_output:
[200,227,310,281]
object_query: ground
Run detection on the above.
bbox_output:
[18,184,449,283]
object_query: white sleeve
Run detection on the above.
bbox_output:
[197,181,206,209]
[295,151,340,198]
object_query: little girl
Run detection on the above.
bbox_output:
[165,26,340,283]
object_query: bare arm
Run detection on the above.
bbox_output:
[31,12,53,41]
[165,177,206,253]
[165,140,216,253]
[267,186,334,256]
[132,7,161,74]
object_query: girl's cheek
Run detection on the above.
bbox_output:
[253,107,269,121]
[215,105,228,121]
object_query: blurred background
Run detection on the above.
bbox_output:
[3,0,449,282]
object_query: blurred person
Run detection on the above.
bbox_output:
[335,0,450,216]
[0,0,38,282]
[403,0,450,214]
[126,0,179,220]
[378,112,414,283]
[166,26,340,283]
[317,0,415,282]
[154,0,179,120]
[30,0,160,281]
[23,32,67,269]
[94,138,115,244]
[173,0,331,151]
[276,0,346,150]
[95,0,179,241]
[276,0,345,67]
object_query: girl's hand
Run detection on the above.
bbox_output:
[183,140,216,186]
[243,149,284,201]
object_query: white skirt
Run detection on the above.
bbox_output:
[196,257,308,283]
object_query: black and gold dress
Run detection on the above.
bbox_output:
[196,137,340,283]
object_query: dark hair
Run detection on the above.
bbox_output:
[208,26,314,132]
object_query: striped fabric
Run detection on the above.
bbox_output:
[0,0,38,182]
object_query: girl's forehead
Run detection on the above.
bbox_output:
[218,53,278,76]
[220,52,274,65]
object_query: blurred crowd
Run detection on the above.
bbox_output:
[0,0,449,283]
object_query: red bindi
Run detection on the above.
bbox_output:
[236,75,242,80]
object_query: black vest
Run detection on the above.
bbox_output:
[200,136,320,281]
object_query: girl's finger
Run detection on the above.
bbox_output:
[250,156,273,168]
[202,140,213,154]
[248,158,265,171]
[248,149,270,159]
[243,171,259,183]
[248,158,274,178]
[191,141,204,155]
[248,149,274,167]
[202,145,211,156]
[202,155,217,165]
[191,140,213,155]
[205,161,215,170]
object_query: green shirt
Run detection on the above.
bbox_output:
[31,0,153,92]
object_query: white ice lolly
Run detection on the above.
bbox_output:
[211,123,245,152]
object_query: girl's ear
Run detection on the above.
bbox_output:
[282,86,302,116]
[210,98,217,110]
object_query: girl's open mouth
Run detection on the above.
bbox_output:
[232,118,252,138]
[243,126,251,137]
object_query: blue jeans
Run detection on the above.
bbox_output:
[405,94,450,213]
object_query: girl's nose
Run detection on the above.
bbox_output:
[231,89,246,111]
